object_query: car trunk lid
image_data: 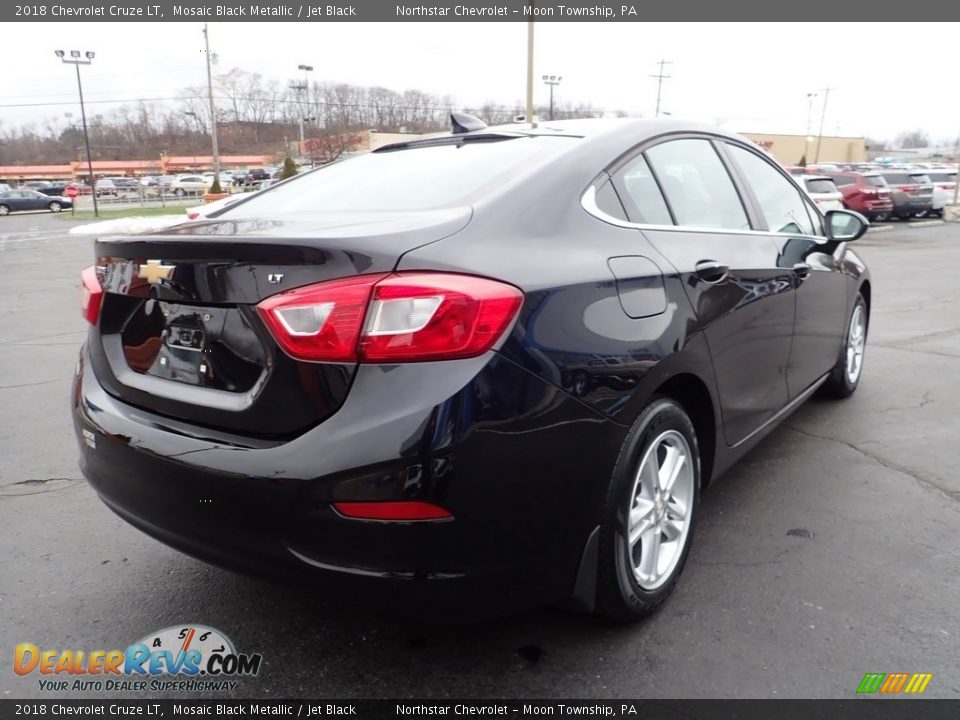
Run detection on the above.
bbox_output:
[87,209,470,438]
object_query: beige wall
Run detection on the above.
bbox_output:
[741,133,866,166]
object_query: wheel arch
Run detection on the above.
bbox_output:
[858,279,871,316]
[651,373,717,489]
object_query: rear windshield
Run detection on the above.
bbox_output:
[881,172,918,185]
[229,136,577,214]
[804,178,839,194]
[927,171,957,182]
[864,175,888,188]
[908,174,932,184]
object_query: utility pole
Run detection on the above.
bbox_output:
[525,0,535,127]
[814,87,831,163]
[650,59,672,118]
[203,24,220,182]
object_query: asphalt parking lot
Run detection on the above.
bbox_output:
[1,213,958,699]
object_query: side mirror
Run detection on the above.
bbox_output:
[825,209,868,242]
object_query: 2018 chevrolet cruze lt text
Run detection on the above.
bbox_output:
[73,117,870,620]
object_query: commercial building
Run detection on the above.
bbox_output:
[741,132,866,165]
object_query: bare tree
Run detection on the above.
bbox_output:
[894,129,929,149]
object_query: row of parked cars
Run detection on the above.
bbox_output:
[786,163,957,222]
[3,167,286,201]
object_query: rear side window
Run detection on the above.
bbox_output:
[804,178,840,194]
[726,144,814,235]
[593,180,628,221]
[612,154,673,225]
[832,175,855,187]
[645,139,749,230]
[881,173,911,184]
[230,136,576,214]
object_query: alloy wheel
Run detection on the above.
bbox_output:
[846,304,866,384]
[626,429,695,590]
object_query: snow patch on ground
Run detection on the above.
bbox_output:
[68,215,187,236]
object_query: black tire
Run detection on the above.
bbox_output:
[174,188,185,197]
[48,202,62,213]
[596,397,701,622]
[822,293,868,398]
[0,205,9,216]
[871,212,889,223]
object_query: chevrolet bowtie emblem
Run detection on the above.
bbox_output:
[137,259,175,285]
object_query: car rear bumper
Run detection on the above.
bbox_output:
[892,197,933,214]
[72,342,623,617]
[861,199,893,212]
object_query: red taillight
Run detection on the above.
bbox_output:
[80,265,103,325]
[360,273,523,362]
[332,500,453,522]
[257,273,388,362]
[257,272,523,363]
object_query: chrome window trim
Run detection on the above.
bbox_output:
[581,183,828,243]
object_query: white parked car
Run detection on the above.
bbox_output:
[169,174,211,196]
[796,174,845,213]
[918,169,956,217]
[202,171,234,187]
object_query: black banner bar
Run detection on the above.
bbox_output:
[3,0,957,22]
[1,700,960,720]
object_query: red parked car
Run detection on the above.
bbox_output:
[821,171,894,222]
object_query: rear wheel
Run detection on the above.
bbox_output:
[596,398,700,621]
[174,188,185,197]
[48,201,62,213]
[823,293,867,398]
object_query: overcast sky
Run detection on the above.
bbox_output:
[3,21,957,142]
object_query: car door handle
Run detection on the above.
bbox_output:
[695,260,730,283]
[793,262,811,278]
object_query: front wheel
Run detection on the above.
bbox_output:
[822,293,867,398]
[871,212,889,223]
[596,398,700,621]
[48,202,62,213]
[0,205,10,216]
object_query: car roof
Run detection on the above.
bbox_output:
[384,116,747,147]
[376,117,761,178]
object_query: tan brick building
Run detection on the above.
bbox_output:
[741,132,866,166]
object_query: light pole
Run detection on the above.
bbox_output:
[814,87,831,164]
[803,92,817,165]
[289,82,307,153]
[542,75,561,121]
[298,64,313,125]
[55,49,98,217]
[202,24,221,184]
[525,1,535,127]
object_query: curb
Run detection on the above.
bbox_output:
[867,225,894,233]
[907,220,945,228]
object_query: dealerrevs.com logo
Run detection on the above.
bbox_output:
[14,625,263,693]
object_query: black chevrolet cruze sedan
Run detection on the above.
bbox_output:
[73,117,870,620]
